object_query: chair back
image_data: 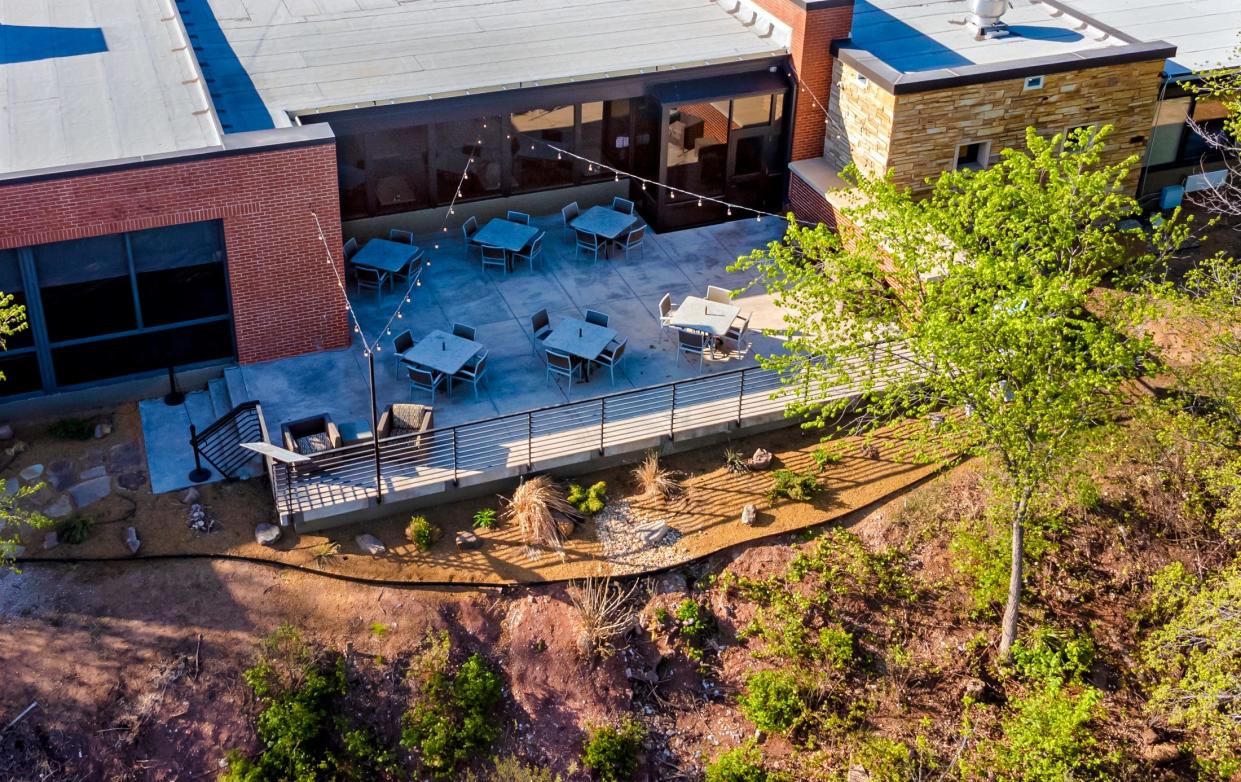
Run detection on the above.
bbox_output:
[531,308,550,334]
[393,330,415,355]
[462,216,479,241]
[546,349,573,372]
[706,285,731,304]
[409,366,437,387]
[525,233,544,257]
[452,322,477,341]
[343,237,359,261]
[585,309,609,328]
[612,197,635,214]
[469,353,487,377]
[678,329,705,350]
[659,293,672,318]
[604,338,626,363]
[624,225,646,246]
[561,202,580,225]
[506,211,531,225]
[388,229,414,244]
[356,266,384,285]
[575,228,600,248]
[481,245,506,263]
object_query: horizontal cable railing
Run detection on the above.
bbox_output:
[270,345,914,519]
[191,401,268,480]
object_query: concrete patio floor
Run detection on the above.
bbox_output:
[240,213,791,436]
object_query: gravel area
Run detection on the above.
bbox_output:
[593,499,685,572]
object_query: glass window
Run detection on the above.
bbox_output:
[51,320,234,387]
[434,118,502,203]
[1147,97,1190,166]
[131,222,229,327]
[731,95,773,129]
[590,100,632,173]
[0,353,42,397]
[368,126,430,213]
[33,235,136,341]
[0,249,33,351]
[955,141,990,171]
[510,105,575,190]
[336,133,369,219]
[666,103,729,196]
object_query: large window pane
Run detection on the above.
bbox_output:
[336,132,369,219]
[1147,97,1190,166]
[731,94,773,128]
[593,99,632,173]
[131,221,225,271]
[368,126,430,213]
[51,320,233,387]
[667,103,728,196]
[34,235,136,341]
[510,105,575,190]
[434,118,502,203]
[132,222,229,327]
[0,250,32,350]
[0,353,41,397]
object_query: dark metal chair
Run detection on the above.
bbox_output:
[595,338,627,386]
[506,210,531,225]
[452,322,477,341]
[574,228,604,263]
[513,232,544,272]
[584,309,609,328]
[408,365,445,405]
[611,196,635,215]
[676,328,711,372]
[281,414,342,455]
[545,348,582,398]
[355,266,388,304]
[530,308,553,356]
[561,202,580,240]
[453,349,488,400]
[480,244,508,275]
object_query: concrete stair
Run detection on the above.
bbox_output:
[207,376,232,420]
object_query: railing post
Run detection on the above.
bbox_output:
[736,370,746,427]
[598,397,606,456]
[282,461,294,526]
[187,424,211,484]
[669,383,677,442]
[451,428,459,487]
[526,414,533,471]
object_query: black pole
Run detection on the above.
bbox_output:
[164,365,185,406]
[188,424,211,483]
[369,351,383,504]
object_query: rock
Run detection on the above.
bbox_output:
[847,767,871,782]
[1142,742,1180,765]
[555,517,575,540]
[187,503,215,533]
[93,415,113,439]
[636,520,671,547]
[79,465,107,480]
[42,531,59,550]
[254,523,282,546]
[1,542,25,559]
[46,495,74,519]
[106,441,143,473]
[740,503,757,526]
[19,464,44,483]
[746,448,773,470]
[67,476,112,509]
[653,572,688,595]
[3,440,26,459]
[455,530,483,551]
[859,443,880,460]
[116,471,146,491]
[355,533,386,556]
[47,460,77,491]
[0,423,12,440]
[25,484,58,508]
[179,487,201,505]
[123,526,141,554]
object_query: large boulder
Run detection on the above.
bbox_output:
[455,530,483,551]
[254,523,282,546]
[67,476,112,509]
[355,534,386,556]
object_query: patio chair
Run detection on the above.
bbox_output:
[355,266,389,304]
[506,210,531,225]
[451,322,477,341]
[376,403,433,445]
[388,228,415,244]
[453,349,488,400]
[611,196,635,215]
[480,244,508,275]
[408,365,445,405]
[513,232,544,272]
[462,216,481,257]
[343,237,359,282]
[561,201,580,240]
[720,312,752,356]
[706,285,731,304]
[281,414,342,455]
[545,348,582,399]
[595,337,627,386]
[393,330,416,369]
[574,228,604,263]
[530,308,553,356]
[676,328,712,372]
[612,225,646,260]
[585,309,609,328]
[391,240,425,290]
[658,293,676,343]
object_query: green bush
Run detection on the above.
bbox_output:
[705,741,783,782]
[849,733,938,782]
[567,481,608,515]
[674,598,712,638]
[472,508,498,529]
[581,718,644,782]
[737,669,808,735]
[766,469,820,503]
[402,651,502,777]
[811,447,842,472]
[48,417,93,441]
[57,515,92,545]
[464,756,563,781]
[1009,627,1095,685]
[405,515,438,551]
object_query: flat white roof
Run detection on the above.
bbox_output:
[1065,0,1241,76]
[0,0,221,176]
[195,0,790,126]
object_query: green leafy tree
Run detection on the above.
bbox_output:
[0,293,50,571]
[1186,37,1240,220]
[735,126,1185,659]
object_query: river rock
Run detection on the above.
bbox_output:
[47,460,77,491]
[254,523,282,546]
[19,464,44,483]
[117,471,146,491]
[93,416,114,439]
[46,495,74,519]
[740,503,757,526]
[0,423,12,440]
[42,531,59,550]
[179,487,201,505]
[455,530,483,551]
[68,476,112,509]
[355,533,386,556]
[106,441,143,473]
[79,465,107,481]
[746,448,773,470]
[2,478,18,495]
[123,526,141,554]
[859,443,880,460]
[636,520,671,546]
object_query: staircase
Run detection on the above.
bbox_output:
[187,368,269,481]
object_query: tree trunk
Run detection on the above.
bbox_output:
[998,486,1033,662]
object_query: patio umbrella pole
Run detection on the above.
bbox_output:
[369,351,383,504]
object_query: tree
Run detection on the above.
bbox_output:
[735,126,1187,659]
[0,290,50,570]
[1186,38,1241,219]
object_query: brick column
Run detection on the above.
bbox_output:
[750,0,855,161]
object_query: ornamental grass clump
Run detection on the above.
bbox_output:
[503,475,576,553]
[632,451,681,501]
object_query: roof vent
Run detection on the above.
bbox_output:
[967,0,1010,39]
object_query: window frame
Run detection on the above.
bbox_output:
[953,140,992,172]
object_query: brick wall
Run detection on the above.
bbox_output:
[750,0,855,161]
[0,141,350,365]
[788,172,841,230]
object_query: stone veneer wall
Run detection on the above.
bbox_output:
[826,58,1167,193]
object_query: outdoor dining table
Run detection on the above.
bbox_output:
[571,206,638,256]
[473,218,539,253]
[400,330,481,378]
[544,318,618,381]
[351,238,422,279]
[667,295,741,337]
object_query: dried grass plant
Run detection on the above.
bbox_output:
[569,576,641,658]
[503,475,576,553]
[632,451,681,500]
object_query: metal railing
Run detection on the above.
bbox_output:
[268,344,914,522]
[190,401,270,480]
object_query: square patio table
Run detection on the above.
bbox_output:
[668,295,741,337]
[401,330,481,377]
[350,238,422,275]
[571,206,638,242]
[473,218,539,253]
[544,318,618,380]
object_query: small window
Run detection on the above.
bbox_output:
[1023,75,1045,90]
[955,141,990,171]
[1063,124,1100,152]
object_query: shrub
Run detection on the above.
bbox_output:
[567,481,608,515]
[849,733,937,782]
[674,598,713,638]
[811,447,842,472]
[632,451,680,500]
[766,469,820,503]
[581,718,644,782]
[57,515,92,545]
[402,651,503,777]
[1009,627,1095,685]
[949,520,1011,619]
[705,741,783,782]
[472,508,498,529]
[464,756,563,781]
[737,669,808,734]
[724,448,750,474]
[406,515,438,551]
[503,475,576,552]
[48,417,93,440]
